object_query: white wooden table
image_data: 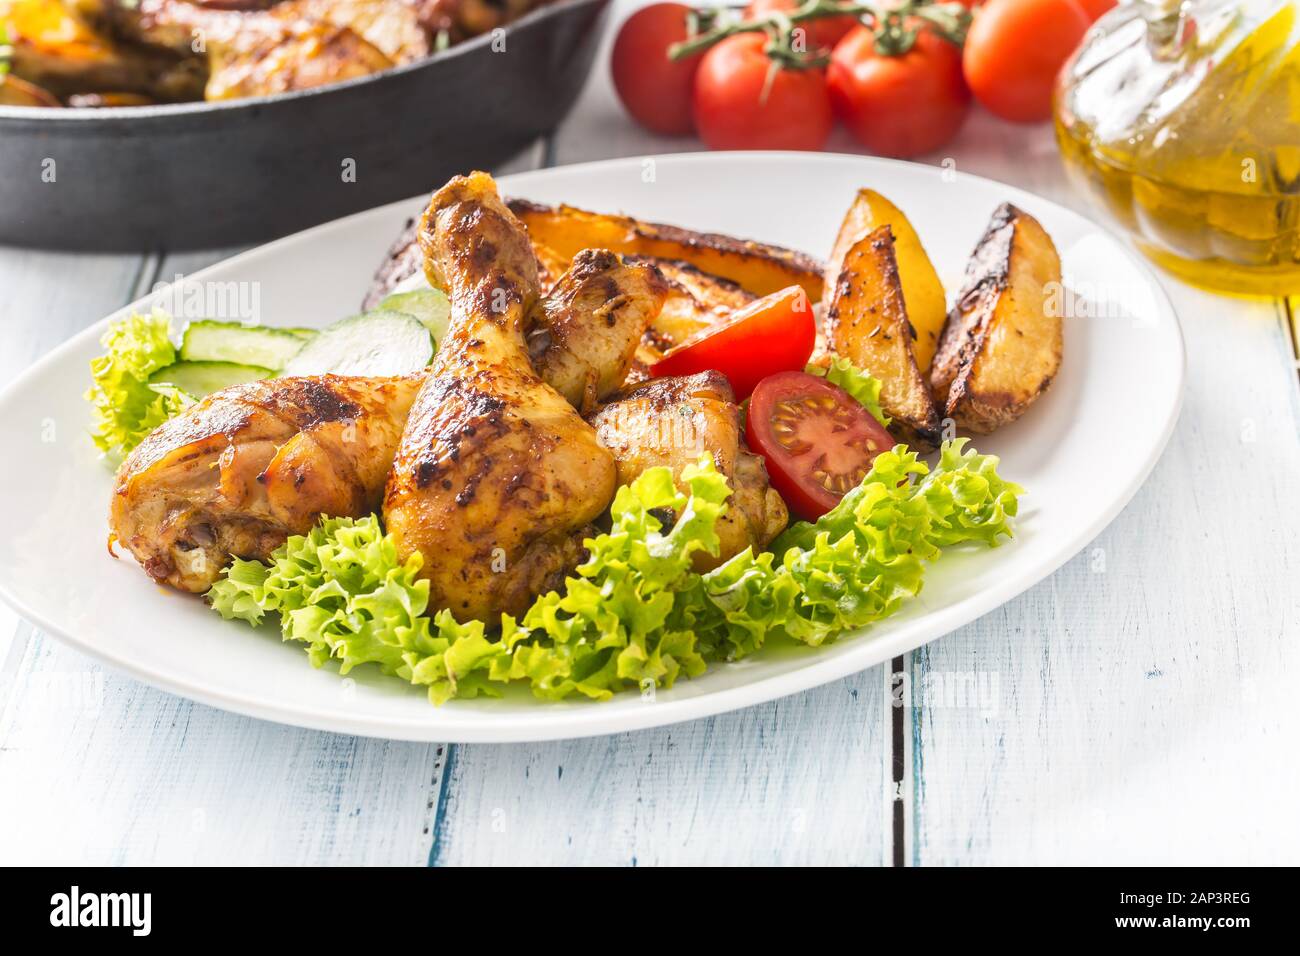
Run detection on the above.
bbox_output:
[2,1,1298,865]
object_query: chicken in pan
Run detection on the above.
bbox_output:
[1,0,554,106]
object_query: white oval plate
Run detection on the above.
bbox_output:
[0,153,1183,742]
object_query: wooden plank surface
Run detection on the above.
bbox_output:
[432,673,891,867]
[425,19,894,866]
[876,102,1300,865]
[0,632,447,865]
[909,285,1300,865]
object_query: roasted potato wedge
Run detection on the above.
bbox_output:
[506,199,824,301]
[824,188,948,372]
[929,203,1063,433]
[365,203,814,315]
[824,225,942,449]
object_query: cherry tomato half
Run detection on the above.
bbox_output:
[962,0,1092,123]
[652,285,816,400]
[746,370,895,520]
[611,3,703,136]
[744,0,858,52]
[692,33,834,151]
[828,25,970,158]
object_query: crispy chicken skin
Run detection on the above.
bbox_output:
[590,371,788,569]
[110,374,421,593]
[383,172,618,621]
[528,249,669,416]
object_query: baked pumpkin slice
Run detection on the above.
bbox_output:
[506,198,824,301]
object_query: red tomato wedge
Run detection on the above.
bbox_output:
[746,370,895,521]
[651,285,815,399]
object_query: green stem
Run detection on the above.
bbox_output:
[668,0,969,63]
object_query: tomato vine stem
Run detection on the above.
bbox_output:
[669,0,970,65]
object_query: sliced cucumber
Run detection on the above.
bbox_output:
[378,289,451,344]
[280,310,433,377]
[179,320,307,371]
[149,360,274,399]
[282,327,320,341]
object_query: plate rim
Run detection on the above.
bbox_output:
[0,151,1186,742]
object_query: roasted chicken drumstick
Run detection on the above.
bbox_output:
[591,371,788,568]
[384,172,620,621]
[384,171,624,621]
[110,374,422,592]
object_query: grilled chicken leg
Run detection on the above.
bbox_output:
[383,172,618,621]
[110,374,421,592]
[590,371,788,568]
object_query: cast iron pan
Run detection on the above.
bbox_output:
[0,0,609,251]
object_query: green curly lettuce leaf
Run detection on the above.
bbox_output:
[208,515,505,705]
[675,548,797,662]
[705,439,1022,650]
[773,439,1021,555]
[806,357,890,426]
[86,309,191,459]
[205,442,1020,705]
[491,455,729,701]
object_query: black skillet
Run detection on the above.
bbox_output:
[0,0,609,251]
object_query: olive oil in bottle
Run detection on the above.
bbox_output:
[1055,0,1300,296]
